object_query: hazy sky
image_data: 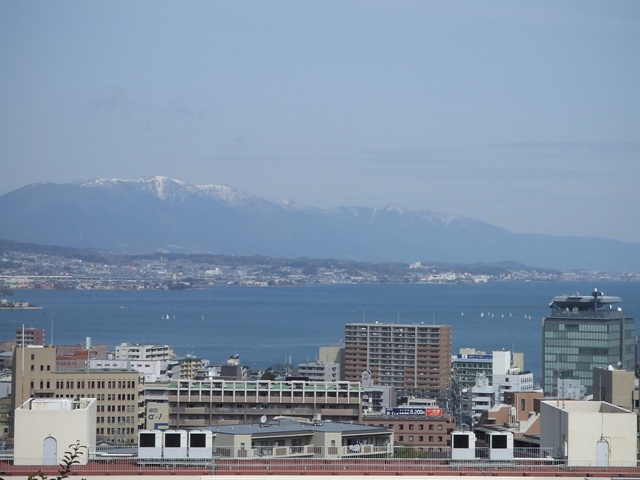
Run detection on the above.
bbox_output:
[2,1,639,243]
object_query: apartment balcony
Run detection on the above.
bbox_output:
[170,406,208,414]
[181,418,208,427]
[319,408,360,417]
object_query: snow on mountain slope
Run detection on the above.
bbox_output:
[75,175,262,207]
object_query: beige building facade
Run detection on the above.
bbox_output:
[210,418,393,459]
[169,379,362,428]
[12,346,144,444]
[592,367,637,411]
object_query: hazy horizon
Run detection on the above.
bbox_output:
[2,1,639,243]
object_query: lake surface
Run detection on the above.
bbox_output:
[1,281,638,382]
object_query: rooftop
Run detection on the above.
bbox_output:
[541,400,632,414]
[549,289,622,311]
[212,418,391,437]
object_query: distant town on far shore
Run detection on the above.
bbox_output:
[0,239,637,291]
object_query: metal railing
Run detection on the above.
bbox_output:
[1,456,639,477]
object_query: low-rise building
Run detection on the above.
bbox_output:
[470,351,536,420]
[169,379,362,428]
[471,373,498,419]
[452,349,493,390]
[56,342,109,361]
[211,417,393,459]
[473,391,543,449]
[12,346,144,444]
[362,385,394,415]
[87,358,167,383]
[318,345,345,380]
[16,327,44,347]
[14,397,96,466]
[115,342,175,361]
[169,355,207,380]
[297,361,340,382]
[363,409,455,453]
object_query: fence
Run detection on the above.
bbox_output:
[1,446,639,477]
[1,456,640,477]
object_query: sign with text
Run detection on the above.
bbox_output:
[385,407,443,417]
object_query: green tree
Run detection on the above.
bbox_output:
[394,445,430,459]
[25,442,86,480]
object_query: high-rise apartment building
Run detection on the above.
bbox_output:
[344,323,452,395]
[542,290,636,395]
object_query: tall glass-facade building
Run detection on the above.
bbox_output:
[542,290,636,395]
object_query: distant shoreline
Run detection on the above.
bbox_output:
[0,300,41,310]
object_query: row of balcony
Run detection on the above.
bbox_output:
[171,395,361,405]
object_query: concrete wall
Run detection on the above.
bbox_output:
[592,367,635,410]
[540,400,636,466]
[14,398,97,466]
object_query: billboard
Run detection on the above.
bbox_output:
[384,407,443,416]
[146,402,169,430]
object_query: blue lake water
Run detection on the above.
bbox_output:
[1,281,638,382]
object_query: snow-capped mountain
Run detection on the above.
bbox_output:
[75,175,262,206]
[0,176,638,271]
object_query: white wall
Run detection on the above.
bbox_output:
[540,400,636,466]
[14,398,97,466]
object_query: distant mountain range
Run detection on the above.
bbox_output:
[0,176,638,272]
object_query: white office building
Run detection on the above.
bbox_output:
[471,351,535,419]
[87,358,167,383]
[115,343,175,361]
[297,361,340,382]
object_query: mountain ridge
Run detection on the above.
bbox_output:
[0,176,638,272]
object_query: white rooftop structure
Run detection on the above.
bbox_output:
[14,398,97,466]
[540,400,636,466]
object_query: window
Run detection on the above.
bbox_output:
[190,433,206,448]
[453,435,469,448]
[491,435,507,449]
